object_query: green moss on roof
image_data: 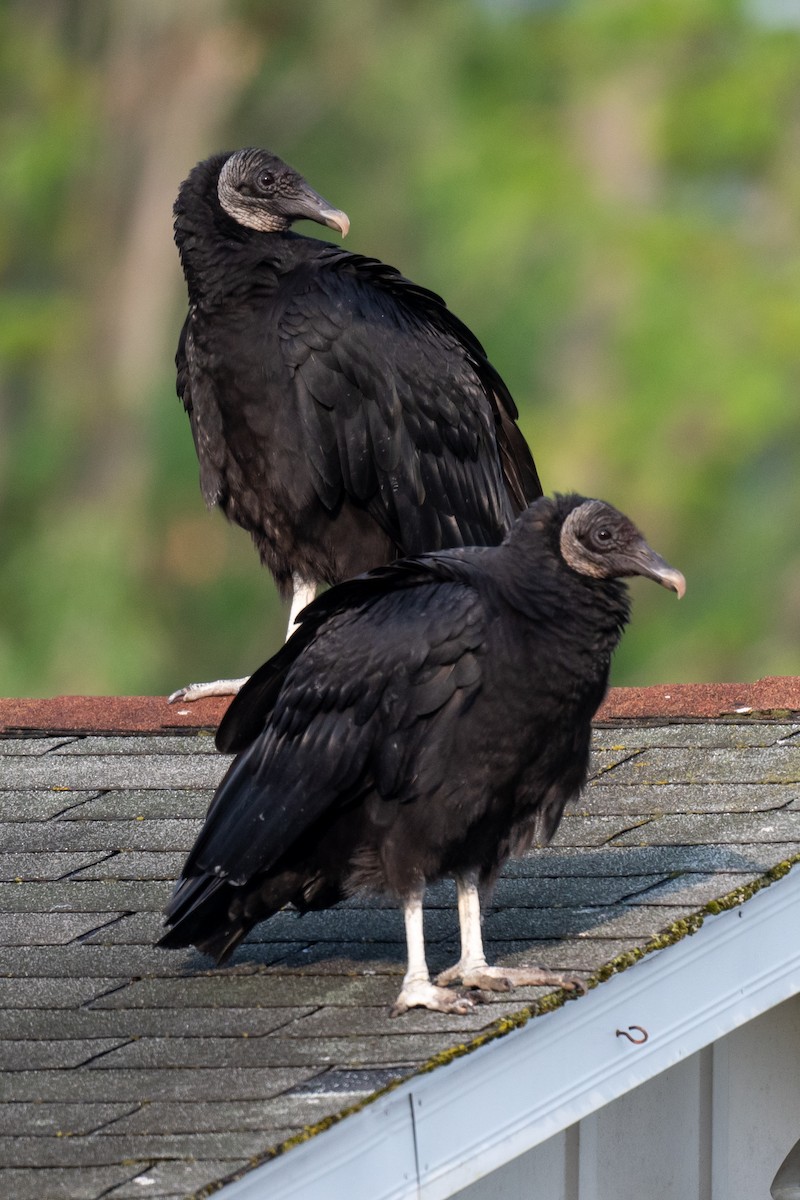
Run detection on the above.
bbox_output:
[189,854,800,1199]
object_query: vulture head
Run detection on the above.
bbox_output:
[216,148,350,238]
[559,498,686,596]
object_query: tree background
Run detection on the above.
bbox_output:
[2,0,798,697]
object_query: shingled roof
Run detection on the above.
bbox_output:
[1,679,799,1200]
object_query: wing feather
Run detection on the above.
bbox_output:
[278,256,540,552]
[171,570,487,902]
[176,316,225,508]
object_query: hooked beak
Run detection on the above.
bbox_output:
[629,542,686,598]
[290,179,350,238]
[318,207,350,238]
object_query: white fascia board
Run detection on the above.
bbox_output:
[217,864,800,1200]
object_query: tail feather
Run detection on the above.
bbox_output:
[157,874,246,963]
[157,868,309,964]
[158,918,246,965]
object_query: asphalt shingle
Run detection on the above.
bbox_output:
[1,716,798,1199]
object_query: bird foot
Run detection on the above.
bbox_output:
[167,678,249,704]
[390,979,476,1018]
[436,962,587,995]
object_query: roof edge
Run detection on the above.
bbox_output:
[0,675,798,735]
[209,862,800,1200]
[192,852,800,1198]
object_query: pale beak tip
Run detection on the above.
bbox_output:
[323,209,349,239]
[667,569,687,600]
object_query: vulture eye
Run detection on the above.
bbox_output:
[256,170,275,191]
[590,525,615,550]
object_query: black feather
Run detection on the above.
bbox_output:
[159,495,682,964]
[173,148,542,597]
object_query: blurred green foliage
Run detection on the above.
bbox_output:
[1,0,798,696]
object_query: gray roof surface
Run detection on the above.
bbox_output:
[1,715,799,1199]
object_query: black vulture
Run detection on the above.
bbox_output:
[169,147,541,702]
[159,494,685,1015]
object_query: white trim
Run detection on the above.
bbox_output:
[217,865,800,1200]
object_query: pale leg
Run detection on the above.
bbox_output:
[436,871,585,994]
[390,885,475,1017]
[286,575,316,638]
[168,577,317,704]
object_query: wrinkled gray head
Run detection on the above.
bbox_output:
[217,148,350,237]
[560,498,685,596]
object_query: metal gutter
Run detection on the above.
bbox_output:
[214,863,800,1200]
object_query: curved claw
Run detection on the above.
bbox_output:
[390,980,475,1017]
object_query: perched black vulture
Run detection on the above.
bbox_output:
[159,494,685,1015]
[169,147,541,701]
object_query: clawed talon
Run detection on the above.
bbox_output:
[436,962,587,995]
[392,878,586,1017]
[167,678,248,704]
[390,979,476,1017]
